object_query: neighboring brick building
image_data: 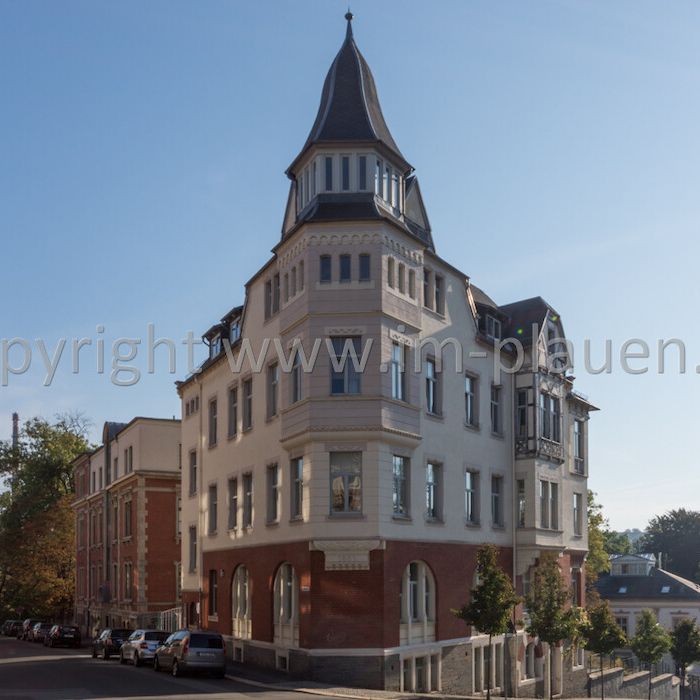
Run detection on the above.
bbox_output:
[175,14,596,695]
[72,417,181,636]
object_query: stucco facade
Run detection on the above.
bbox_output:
[175,15,595,693]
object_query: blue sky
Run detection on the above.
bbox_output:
[1,1,698,530]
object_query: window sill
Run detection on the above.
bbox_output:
[208,615,218,623]
[265,414,279,423]
[227,526,238,533]
[327,512,365,519]
[492,523,506,530]
[490,431,505,440]
[425,411,443,421]
[207,442,218,450]
[188,491,197,498]
[392,513,412,522]
[227,433,238,441]
[425,517,444,525]
[465,519,481,528]
[266,520,280,528]
[572,533,584,539]
[207,531,217,537]
[464,422,480,432]
[242,426,253,434]
[289,516,304,524]
[122,536,133,543]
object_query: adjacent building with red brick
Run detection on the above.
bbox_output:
[72,417,181,636]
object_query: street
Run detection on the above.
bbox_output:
[0,637,311,700]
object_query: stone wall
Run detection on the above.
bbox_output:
[590,667,679,700]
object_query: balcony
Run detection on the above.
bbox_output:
[537,437,564,463]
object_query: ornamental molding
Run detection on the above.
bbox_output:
[310,539,385,571]
[324,326,367,336]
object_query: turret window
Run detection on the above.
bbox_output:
[341,156,350,190]
[324,156,333,191]
[387,257,395,288]
[320,255,332,283]
[339,254,351,283]
[358,155,367,190]
[359,253,370,281]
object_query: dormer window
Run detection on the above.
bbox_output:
[485,315,502,340]
[210,334,222,358]
[230,321,240,344]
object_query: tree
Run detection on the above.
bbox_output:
[0,415,90,619]
[584,599,627,700]
[587,491,611,596]
[630,609,672,700]
[602,530,632,556]
[670,619,700,693]
[639,510,700,582]
[453,545,519,700]
[526,553,578,700]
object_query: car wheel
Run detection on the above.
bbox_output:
[103,647,109,661]
[133,653,141,668]
[91,646,97,659]
[172,660,180,678]
[153,656,160,672]
[119,651,126,665]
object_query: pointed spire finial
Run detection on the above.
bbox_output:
[345,9,354,39]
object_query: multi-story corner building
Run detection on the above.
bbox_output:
[72,417,181,635]
[176,15,596,695]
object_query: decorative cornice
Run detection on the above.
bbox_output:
[310,539,385,571]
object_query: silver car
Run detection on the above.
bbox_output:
[119,629,170,666]
[153,629,226,678]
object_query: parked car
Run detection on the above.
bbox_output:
[2,620,22,636]
[18,619,42,640]
[45,624,81,648]
[30,622,53,643]
[91,628,131,660]
[119,629,170,666]
[153,630,226,678]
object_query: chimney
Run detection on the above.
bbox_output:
[11,412,19,450]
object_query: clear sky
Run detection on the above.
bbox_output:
[1,1,698,531]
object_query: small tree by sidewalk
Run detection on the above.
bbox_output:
[526,553,578,700]
[584,598,627,700]
[453,545,519,700]
[671,618,700,696]
[631,609,672,700]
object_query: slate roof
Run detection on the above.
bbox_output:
[499,296,554,345]
[288,14,408,174]
[596,568,700,602]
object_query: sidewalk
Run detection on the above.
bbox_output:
[224,659,471,700]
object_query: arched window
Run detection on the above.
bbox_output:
[232,566,251,639]
[273,563,299,646]
[400,561,436,645]
[524,641,536,680]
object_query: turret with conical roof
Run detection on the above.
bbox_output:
[282,13,433,251]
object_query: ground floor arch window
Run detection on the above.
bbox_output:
[400,561,436,645]
[232,565,251,639]
[273,562,299,646]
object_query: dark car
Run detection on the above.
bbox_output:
[2,620,22,636]
[153,630,226,678]
[119,629,170,666]
[18,619,42,640]
[30,622,53,643]
[45,624,81,648]
[91,628,131,660]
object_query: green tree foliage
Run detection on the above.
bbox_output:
[586,491,611,593]
[526,553,578,700]
[453,545,520,700]
[584,599,627,700]
[639,509,700,582]
[602,530,632,556]
[630,609,672,700]
[0,414,90,619]
[670,619,700,690]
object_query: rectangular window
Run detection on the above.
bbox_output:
[398,263,405,293]
[573,492,583,536]
[486,315,502,340]
[359,253,370,281]
[374,158,382,194]
[264,279,272,319]
[383,164,390,200]
[320,254,332,283]
[325,156,333,191]
[425,358,440,415]
[550,482,559,529]
[540,393,561,442]
[391,342,406,401]
[209,569,218,617]
[208,399,218,447]
[124,562,132,600]
[283,273,289,302]
[392,455,409,516]
[291,267,297,297]
[291,457,303,520]
[392,173,400,209]
[267,363,279,418]
[228,477,238,530]
[330,451,362,514]
[387,257,395,287]
[491,475,503,526]
[517,479,526,527]
[574,419,585,473]
[341,155,350,190]
[189,450,197,495]
[539,479,549,528]
[99,467,103,490]
[176,497,181,536]
[516,389,528,439]
[272,273,280,314]
[291,351,303,404]
[465,374,478,426]
[311,161,317,196]
[208,483,218,534]
[242,473,253,528]
[113,457,118,480]
[423,269,432,309]
[299,260,304,290]
[490,385,502,434]
[124,500,132,538]
[408,269,416,299]
[465,470,479,524]
[339,253,351,282]
[128,445,133,472]
[228,386,238,438]
[434,275,444,314]
[330,336,361,395]
[243,378,253,430]
[425,462,441,521]
[358,155,367,190]
[267,464,279,523]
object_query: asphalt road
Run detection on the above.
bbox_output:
[0,636,311,700]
